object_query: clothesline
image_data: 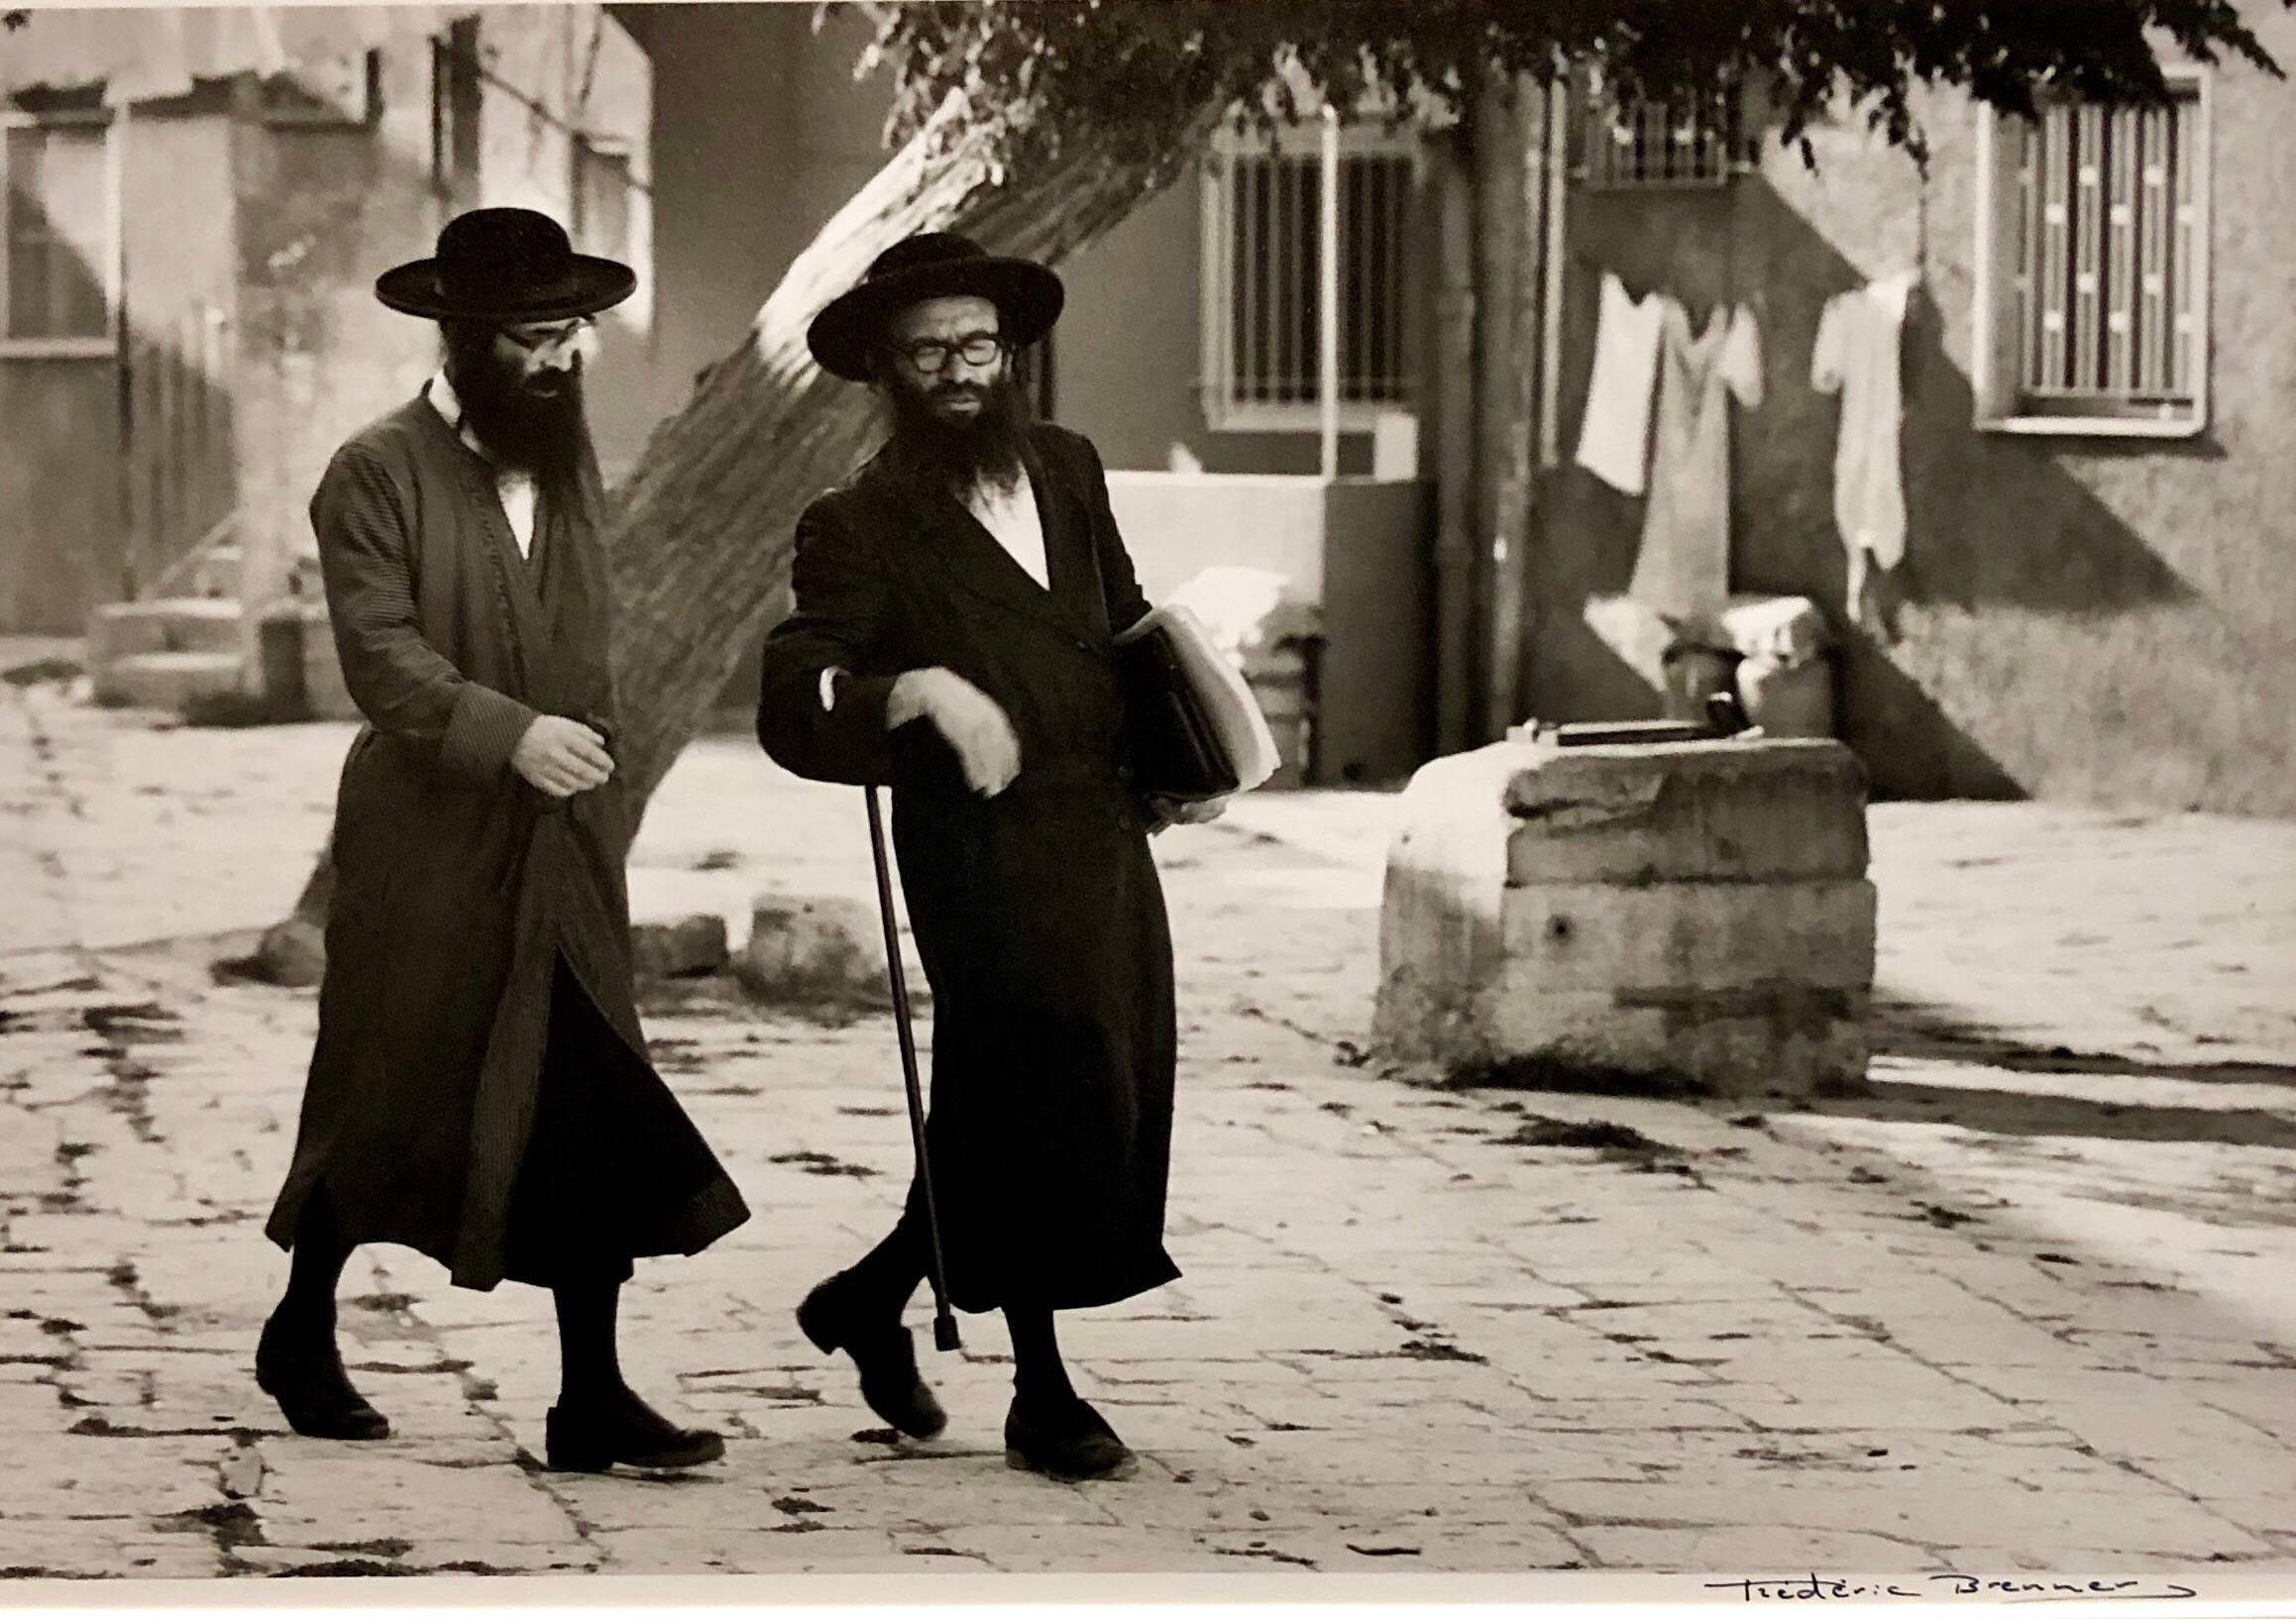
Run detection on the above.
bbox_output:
[1571,264,1919,641]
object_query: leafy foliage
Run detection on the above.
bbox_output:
[859,1,2287,170]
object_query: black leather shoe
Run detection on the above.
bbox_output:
[255,1313,390,1442]
[544,1389,724,1473]
[1004,1394,1134,1480]
[797,1276,947,1441]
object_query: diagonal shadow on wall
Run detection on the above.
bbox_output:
[1529,171,2203,801]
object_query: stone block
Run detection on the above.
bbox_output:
[1376,737,1874,1098]
[89,651,243,711]
[1504,736,1867,885]
[733,893,893,1009]
[85,597,243,665]
[1498,879,1875,991]
[630,913,728,980]
[1485,985,1871,1099]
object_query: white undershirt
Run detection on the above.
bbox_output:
[964,473,1048,590]
[428,371,537,558]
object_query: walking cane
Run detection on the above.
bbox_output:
[864,785,962,1353]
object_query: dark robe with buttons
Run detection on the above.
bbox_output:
[264,391,749,1291]
[754,422,1180,1314]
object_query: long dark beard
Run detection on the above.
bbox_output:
[883,369,1031,491]
[441,325,591,492]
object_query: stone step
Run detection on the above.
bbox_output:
[186,541,245,600]
[86,597,245,665]
[91,650,243,711]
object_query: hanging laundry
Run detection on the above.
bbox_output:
[1574,271,1668,495]
[1811,269,1917,630]
[1627,299,1764,630]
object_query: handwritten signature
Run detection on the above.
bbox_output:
[1702,1574,2201,1603]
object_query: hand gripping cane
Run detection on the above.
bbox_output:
[864,786,961,1353]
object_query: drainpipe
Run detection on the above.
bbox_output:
[1538,78,1567,474]
[1318,102,1341,481]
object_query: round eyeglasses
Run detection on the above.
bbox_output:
[894,333,1005,376]
[501,317,596,359]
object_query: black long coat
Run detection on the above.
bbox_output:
[265,394,749,1290]
[755,424,1180,1314]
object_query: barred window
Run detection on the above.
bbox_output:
[1576,72,1748,191]
[1,112,115,354]
[1199,123,1416,432]
[1978,73,2210,435]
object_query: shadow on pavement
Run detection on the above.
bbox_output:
[1790,999,2296,1151]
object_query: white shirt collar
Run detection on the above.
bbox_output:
[427,369,465,433]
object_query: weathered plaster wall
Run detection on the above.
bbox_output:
[1532,17,2296,812]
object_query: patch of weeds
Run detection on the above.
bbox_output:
[312,1539,414,1559]
[1914,1203,1979,1230]
[690,850,742,872]
[769,1150,878,1179]
[2,656,82,687]
[164,1499,263,1551]
[1217,1546,1316,1569]
[1458,1054,1705,1099]
[345,1293,415,1313]
[772,1495,830,1516]
[1397,1339,1487,1365]
[81,1002,181,1037]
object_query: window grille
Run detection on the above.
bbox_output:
[1577,73,1747,190]
[1200,123,1416,431]
[1986,78,2208,430]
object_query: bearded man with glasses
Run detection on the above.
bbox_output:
[256,209,749,1474]
[755,233,1227,1480]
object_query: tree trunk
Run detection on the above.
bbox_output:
[250,98,1220,983]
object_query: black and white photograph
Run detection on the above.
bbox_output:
[0,0,2291,1601]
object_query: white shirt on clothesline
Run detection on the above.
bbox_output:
[1574,271,1669,496]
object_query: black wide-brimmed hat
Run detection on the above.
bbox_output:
[809,232,1064,382]
[376,207,636,323]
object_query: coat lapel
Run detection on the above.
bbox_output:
[412,399,562,709]
[873,445,1089,642]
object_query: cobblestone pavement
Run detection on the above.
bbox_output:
[2,671,2293,1589]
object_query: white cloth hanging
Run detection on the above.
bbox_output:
[1811,270,1917,628]
[1627,300,1764,629]
[1574,272,1669,495]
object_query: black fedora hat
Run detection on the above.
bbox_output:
[376,207,635,323]
[809,232,1063,382]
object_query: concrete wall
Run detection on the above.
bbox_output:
[1531,14,2296,813]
